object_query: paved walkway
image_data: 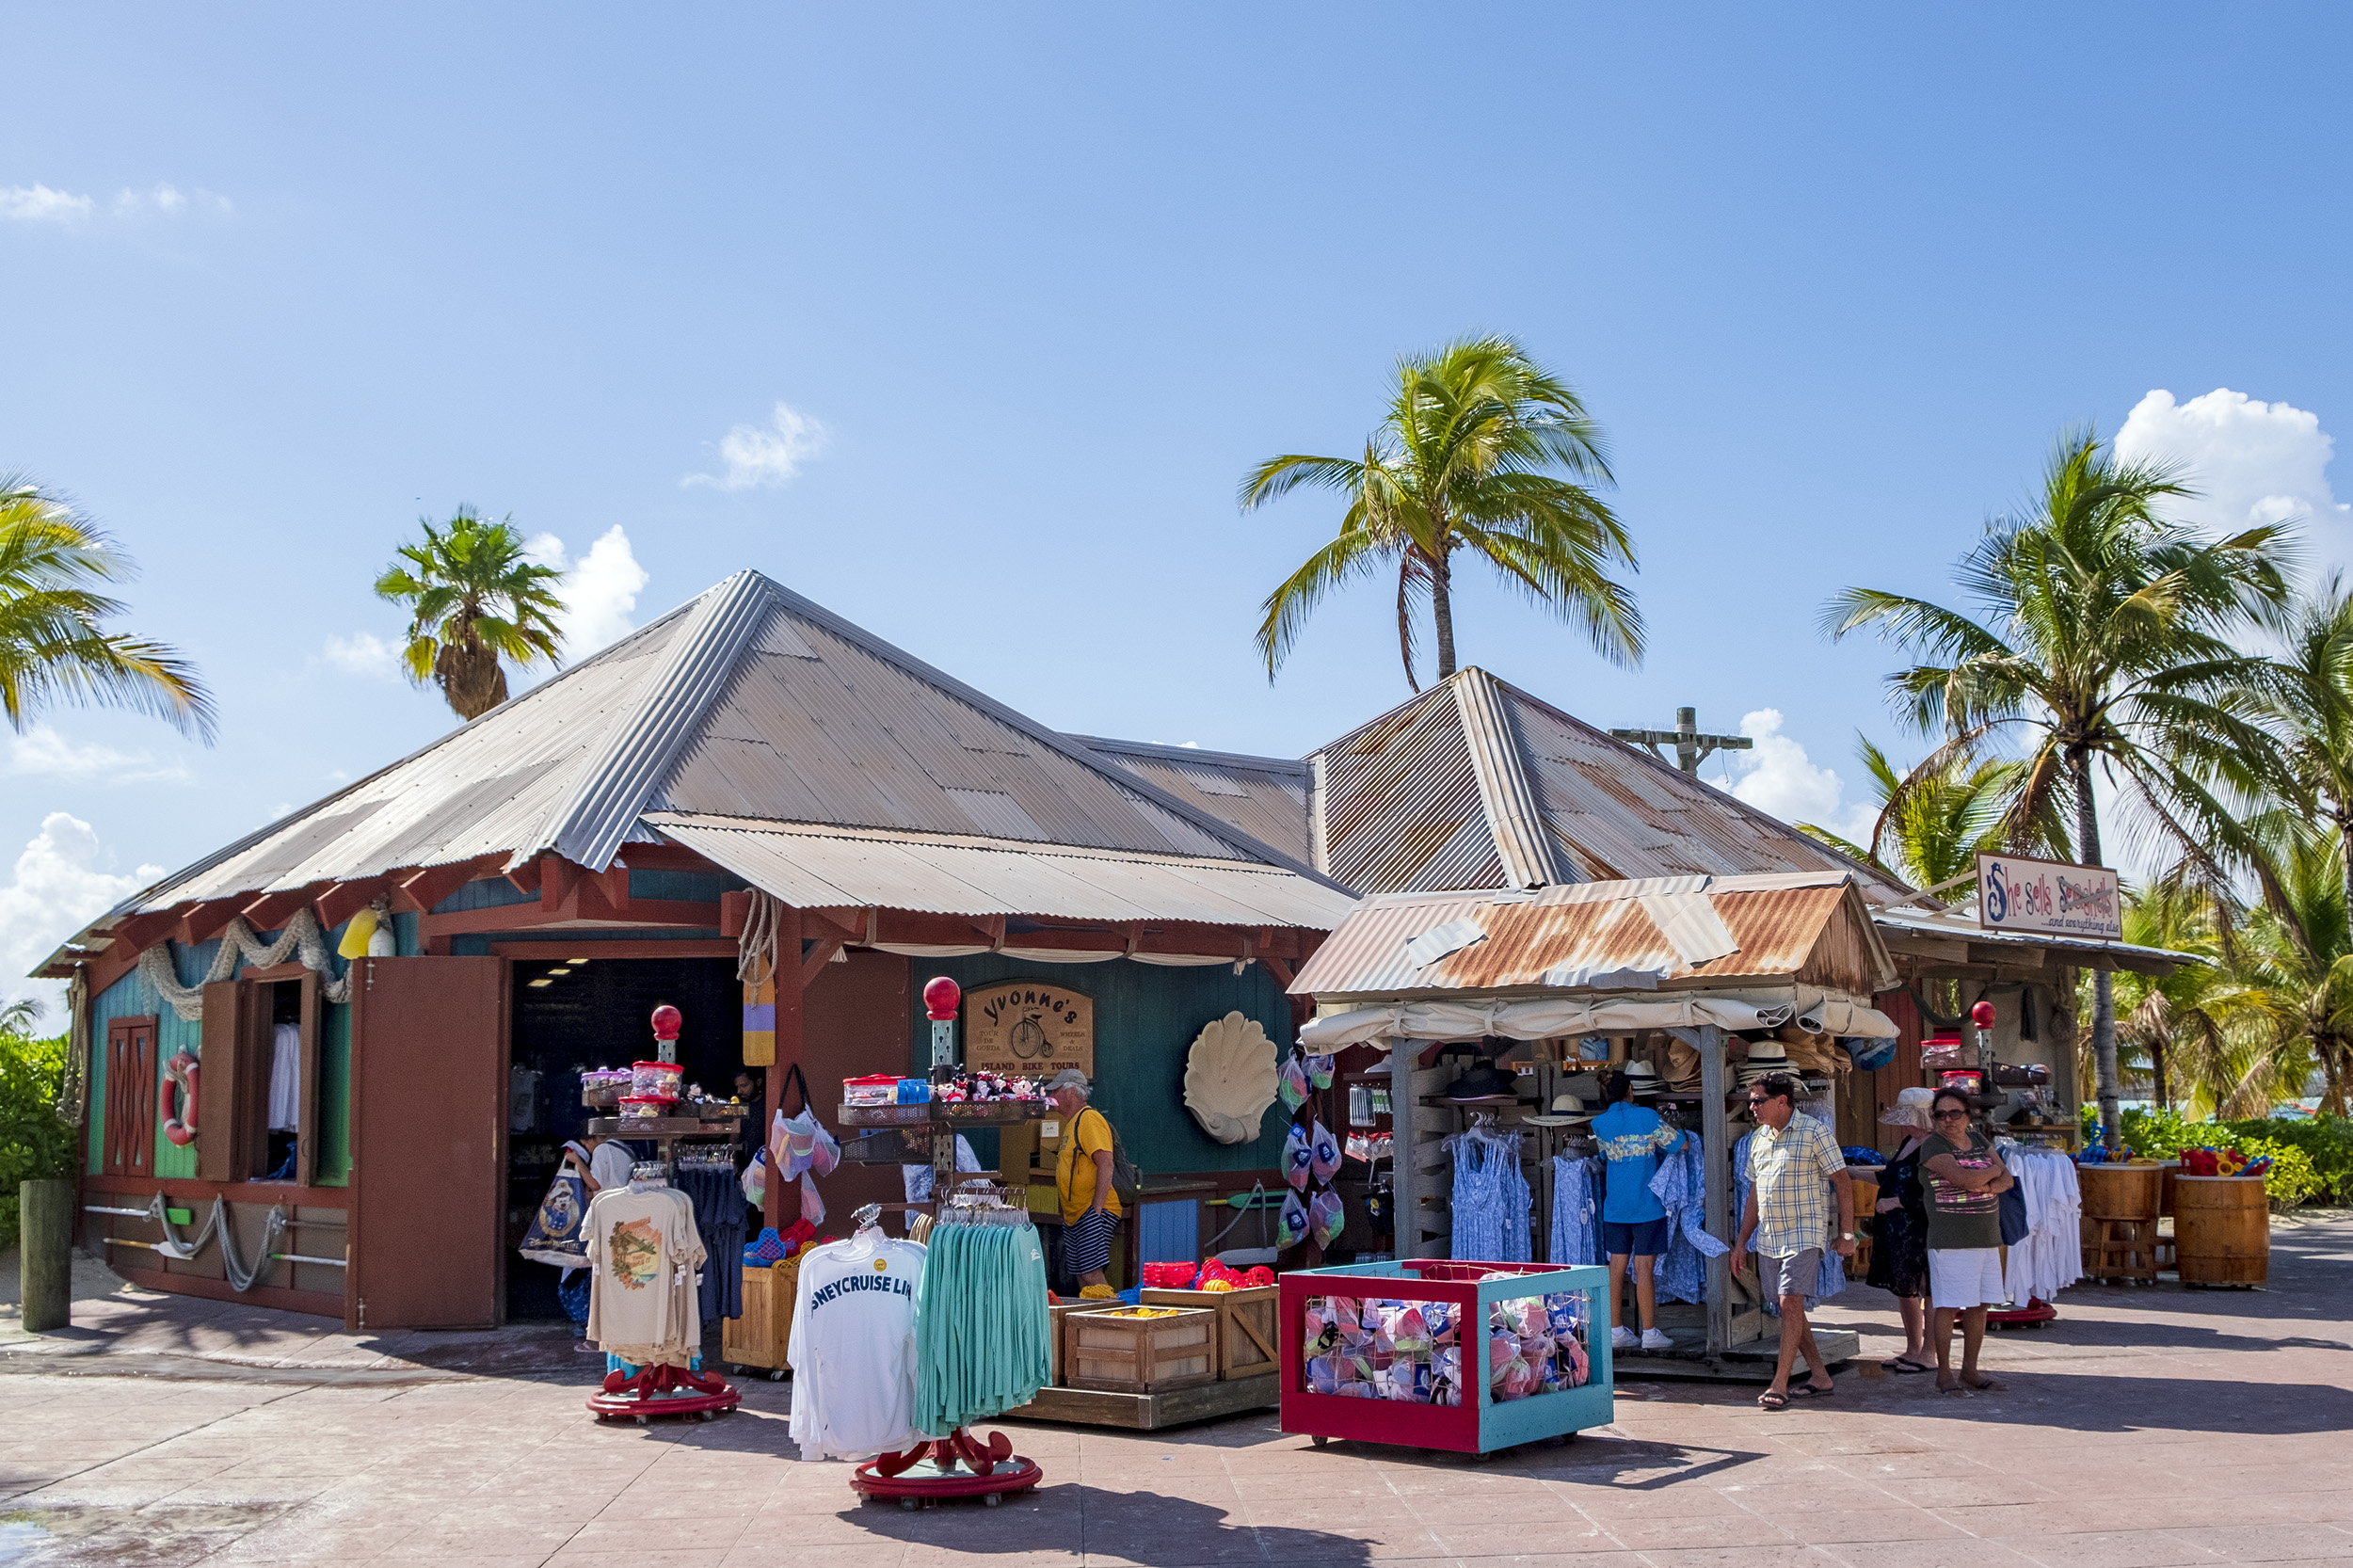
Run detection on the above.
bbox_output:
[0,1213,2345,1566]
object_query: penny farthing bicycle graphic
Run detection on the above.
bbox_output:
[1006,1010,1056,1061]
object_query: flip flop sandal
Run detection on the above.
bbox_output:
[1938,1383,1970,1396]
[1755,1390,1789,1410]
[1790,1383,1836,1399]
[1883,1359,1932,1375]
[1962,1377,2006,1392]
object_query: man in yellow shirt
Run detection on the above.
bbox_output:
[1046,1068,1124,1295]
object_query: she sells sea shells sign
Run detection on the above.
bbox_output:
[963,982,1094,1077]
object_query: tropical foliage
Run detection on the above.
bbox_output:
[1827,427,2293,1145]
[375,508,565,720]
[1799,737,2058,891]
[0,1028,77,1249]
[2121,1107,2338,1209]
[1242,336,1641,690]
[0,474,214,741]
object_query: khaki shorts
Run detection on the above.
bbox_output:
[1761,1247,1821,1303]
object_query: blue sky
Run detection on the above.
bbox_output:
[4,6,2350,1006]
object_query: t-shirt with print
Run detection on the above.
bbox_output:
[1920,1130,2003,1250]
[1593,1102,1684,1224]
[583,1186,705,1363]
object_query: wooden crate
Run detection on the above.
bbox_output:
[1138,1286,1277,1380]
[1047,1299,1094,1387]
[722,1256,802,1375]
[1064,1305,1217,1394]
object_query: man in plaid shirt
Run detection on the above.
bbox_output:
[1733,1071,1855,1409]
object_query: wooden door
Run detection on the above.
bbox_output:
[103,1015,158,1176]
[348,955,507,1331]
[798,951,912,1218]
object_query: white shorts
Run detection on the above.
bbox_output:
[1927,1246,2008,1310]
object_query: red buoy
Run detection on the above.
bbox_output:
[922,976,961,1021]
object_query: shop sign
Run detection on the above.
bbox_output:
[963,982,1094,1076]
[1975,853,2121,941]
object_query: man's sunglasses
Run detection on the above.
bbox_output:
[1744,1095,1781,1107]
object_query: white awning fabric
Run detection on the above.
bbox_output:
[1299,988,1898,1050]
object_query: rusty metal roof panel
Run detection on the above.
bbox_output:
[1074,738,1315,865]
[1288,872,1895,999]
[1316,685,1499,895]
[648,812,1359,928]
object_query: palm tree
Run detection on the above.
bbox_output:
[1241,336,1641,690]
[1823,427,2293,1147]
[0,474,214,740]
[1798,736,2057,892]
[2108,881,2228,1113]
[375,509,565,721]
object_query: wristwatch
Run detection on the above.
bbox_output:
[1838,1231,1856,1240]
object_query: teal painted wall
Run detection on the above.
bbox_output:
[85,924,360,1184]
[902,955,1296,1176]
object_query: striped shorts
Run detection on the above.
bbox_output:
[1065,1207,1118,1277]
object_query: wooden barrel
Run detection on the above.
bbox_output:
[2174,1176,2268,1286]
[2077,1161,2162,1222]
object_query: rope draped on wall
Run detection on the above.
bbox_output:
[735,888,783,989]
[136,907,353,1023]
[56,968,90,1128]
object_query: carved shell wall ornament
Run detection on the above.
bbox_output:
[1182,1011,1280,1145]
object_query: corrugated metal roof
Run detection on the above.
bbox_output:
[1073,737,1314,865]
[1288,872,1897,1000]
[97,572,1343,930]
[1305,669,1915,904]
[648,812,1360,929]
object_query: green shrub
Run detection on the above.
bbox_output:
[0,1033,78,1249]
[2119,1107,2336,1208]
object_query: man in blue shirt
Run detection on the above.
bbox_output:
[1593,1069,1685,1352]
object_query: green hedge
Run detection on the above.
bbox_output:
[0,1034,78,1249]
[2121,1107,2348,1209]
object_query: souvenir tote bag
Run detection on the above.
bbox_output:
[519,1166,590,1268]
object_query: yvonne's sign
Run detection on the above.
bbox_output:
[963,982,1094,1077]
[1975,853,2121,941]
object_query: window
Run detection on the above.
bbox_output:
[198,968,319,1186]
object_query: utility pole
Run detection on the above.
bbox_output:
[1610,706,1753,776]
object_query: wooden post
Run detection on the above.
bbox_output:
[765,905,802,1168]
[19,1178,72,1332]
[1699,1024,1731,1357]
[1388,1036,1419,1259]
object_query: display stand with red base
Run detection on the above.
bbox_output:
[851,1429,1044,1510]
[1987,1297,2057,1331]
[587,1360,744,1424]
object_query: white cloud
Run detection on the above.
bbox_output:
[0,813,164,1016]
[2,182,228,226]
[685,402,829,490]
[320,631,404,681]
[6,725,190,784]
[524,524,649,659]
[0,184,94,223]
[1722,709,1876,846]
[2115,388,2352,560]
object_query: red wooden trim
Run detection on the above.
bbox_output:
[490,939,739,958]
[719,889,751,938]
[614,842,725,872]
[239,962,311,983]
[174,898,246,948]
[419,900,720,937]
[83,1174,348,1206]
[240,884,331,931]
[392,858,501,916]
[801,908,861,947]
[504,855,545,896]
[540,856,584,911]
[111,1261,344,1320]
[314,878,384,931]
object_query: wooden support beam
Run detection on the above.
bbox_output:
[1260,955,1295,988]
[719,890,751,939]
[801,908,862,949]
[240,884,330,933]
[105,909,181,957]
[504,856,544,896]
[1968,943,2041,968]
[800,935,846,990]
[314,879,385,932]
[390,859,498,916]
[174,898,246,948]
[1699,1023,1733,1356]
[540,856,585,913]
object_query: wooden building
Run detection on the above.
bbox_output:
[41,571,1355,1328]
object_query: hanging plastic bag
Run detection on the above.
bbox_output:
[740,1146,768,1208]
[1278,1053,1310,1113]
[1284,1123,1313,1191]
[1309,1187,1346,1248]
[519,1166,590,1268]
[1305,1054,1336,1091]
[1276,1189,1307,1249]
[771,1064,839,1178]
[1308,1120,1341,1184]
[799,1170,826,1226]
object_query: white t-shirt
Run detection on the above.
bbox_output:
[267,1023,301,1132]
[788,1229,927,1463]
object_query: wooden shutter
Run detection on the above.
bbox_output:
[196,982,245,1183]
[102,1016,158,1177]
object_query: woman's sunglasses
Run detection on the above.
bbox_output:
[1931,1108,1970,1120]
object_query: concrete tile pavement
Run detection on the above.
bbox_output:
[0,1214,2346,1564]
